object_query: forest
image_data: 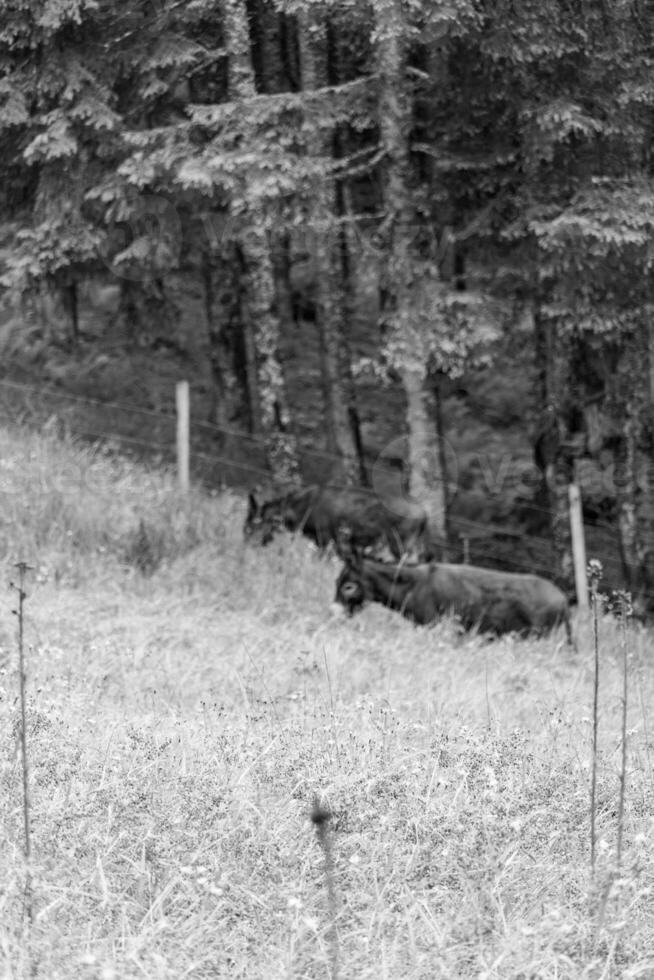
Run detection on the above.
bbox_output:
[1,0,654,606]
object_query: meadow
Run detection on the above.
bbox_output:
[0,425,653,979]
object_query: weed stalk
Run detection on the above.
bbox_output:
[588,559,603,875]
[311,796,339,980]
[615,590,631,869]
[11,561,34,925]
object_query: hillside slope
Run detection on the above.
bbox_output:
[0,424,652,979]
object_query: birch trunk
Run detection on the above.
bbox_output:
[374,0,447,540]
[402,367,448,535]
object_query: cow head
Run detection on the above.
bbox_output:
[335,522,355,560]
[334,551,368,616]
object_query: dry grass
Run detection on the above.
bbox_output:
[1,425,654,979]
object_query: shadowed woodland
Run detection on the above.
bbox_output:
[1,0,654,605]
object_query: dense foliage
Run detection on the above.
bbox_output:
[1,0,654,599]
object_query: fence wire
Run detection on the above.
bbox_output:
[0,375,639,598]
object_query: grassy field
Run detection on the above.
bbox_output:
[1,426,653,979]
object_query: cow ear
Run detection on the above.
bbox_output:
[342,540,363,571]
[352,545,364,570]
[336,522,355,561]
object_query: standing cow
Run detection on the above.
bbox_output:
[244,485,441,561]
[334,551,572,641]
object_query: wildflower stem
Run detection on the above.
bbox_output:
[616,591,630,868]
[312,797,339,980]
[588,560,602,875]
[13,561,34,924]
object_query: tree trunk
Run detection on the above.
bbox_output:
[614,407,639,591]
[374,0,448,541]
[642,322,654,601]
[613,334,654,606]
[333,147,368,486]
[239,225,299,480]
[551,454,575,590]
[117,278,172,344]
[326,17,368,485]
[202,250,239,432]
[235,245,263,436]
[271,232,295,330]
[633,438,654,607]
[298,7,361,484]
[402,367,448,540]
[63,281,79,347]
[248,0,288,93]
[223,0,256,99]
[539,317,575,589]
[224,0,300,481]
[432,371,451,557]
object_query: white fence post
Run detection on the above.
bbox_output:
[568,482,588,611]
[176,381,190,493]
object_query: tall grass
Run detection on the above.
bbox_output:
[1,424,653,979]
[0,425,238,579]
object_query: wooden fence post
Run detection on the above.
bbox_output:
[176,381,190,493]
[568,482,588,611]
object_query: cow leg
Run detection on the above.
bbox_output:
[563,613,575,650]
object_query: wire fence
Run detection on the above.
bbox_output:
[0,372,551,502]
[0,374,634,596]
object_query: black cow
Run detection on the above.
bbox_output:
[244,485,440,560]
[334,552,572,641]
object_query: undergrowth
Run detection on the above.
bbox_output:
[0,425,237,581]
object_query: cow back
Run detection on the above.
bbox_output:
[426,562,569,633]
[248,483,435,559]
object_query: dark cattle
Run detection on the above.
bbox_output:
[334,552,572,642]
[244,485,440,560]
